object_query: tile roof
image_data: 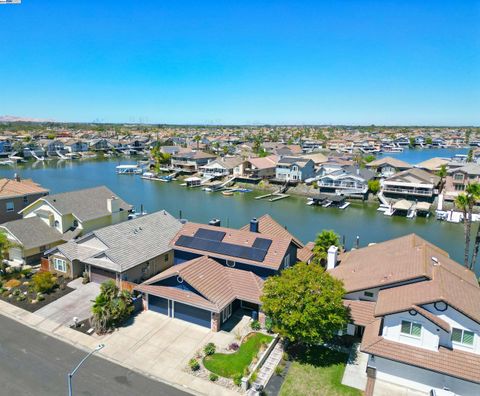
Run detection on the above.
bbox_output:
[172,221,292,270]
[412,305,450,332]
[137,256,264,312]
[0,178,48,198]
[343,299,376,326]
[25,186,131,222]
[366,156,412,169]
[1,217,63,249]
[239,214,303,248]
[247,155,278,170]
[386,168,440,185]
[415,157,450,171]
[51,210,183,273]
[361,319,480,384]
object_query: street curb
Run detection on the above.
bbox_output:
[0,308,204,396]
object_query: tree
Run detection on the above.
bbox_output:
[363,155,376,163]
[261,262,348,344]
[312,230,340,265]
[193,135,201,150]
[467,148,474,163]
[409,137,415,148]
[425,137,433,145]
[0,231,16,261]
[91,280,134,334]
[436,164,447,193]
[368,179,381,194]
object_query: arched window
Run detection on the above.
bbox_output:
[73,220,78,228]
[54,220,59,228]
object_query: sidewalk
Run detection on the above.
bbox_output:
[341,343,368,391]
[0,300,238,396]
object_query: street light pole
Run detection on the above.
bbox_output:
[67,344,105,396]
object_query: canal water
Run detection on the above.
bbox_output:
[0,150,467,269]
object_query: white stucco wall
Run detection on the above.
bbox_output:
[370,356,480,396]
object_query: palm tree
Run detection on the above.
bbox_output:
[465,183,480,270]
[193,135,201,150]
[436,164,447,193]
[312,230,340,265]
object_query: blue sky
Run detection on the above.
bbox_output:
[0,1,479,125]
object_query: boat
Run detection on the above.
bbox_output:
[222,190,234,196]
[116,165,142,175]
[184,177,202,187]
[141,172,173,182]
[235,188,252,193]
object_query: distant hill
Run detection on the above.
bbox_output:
[0,115,55,123]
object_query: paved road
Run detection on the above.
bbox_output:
[0,315,190,396]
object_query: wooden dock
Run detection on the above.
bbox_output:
[255,192,290,202]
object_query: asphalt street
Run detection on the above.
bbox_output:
[0,315,190,396]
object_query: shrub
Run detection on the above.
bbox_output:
[251,320,261,330]
[274,365,284,376]
[37,293,45,301]
[250,371,258,383]
[233,374,243,386]
[82,272,90,284]
[5,279,21,289]
[32,272,57,294]
[228,342,239,351]
[282,352,289,361]
[12,288,21,296]
[209,373,218,382]
[21,268,32,278]
[203,342,216,356]
[265,317,273,333]
[189,358,200,371]
[16,294,26,302]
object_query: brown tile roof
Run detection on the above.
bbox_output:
[247,155,278,169]
[330,234,452,293]
[361,319,480,384]
[137,256,263,312]
[297,245,314,263]
[171,222,292,270]
[412,305,450,332]
[385,168,440,185]
[239,214,303,248]
[343,300,376,326]
[367,156,412,169]
[0,178,48,198]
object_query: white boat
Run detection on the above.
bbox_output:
[338,202,350,210]
[116,165,142,175]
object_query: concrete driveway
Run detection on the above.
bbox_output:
[35,279,100,326]
[100,310,238,396]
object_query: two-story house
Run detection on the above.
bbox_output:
[0,186,131,266]
[199,156,243,177]
[444,163,480,201]
[275,157,315,182]
[171,151,216,173]
[329,234,480,395]
[366,157,412,178]
[382,168,440,202]
[316,166,374,197]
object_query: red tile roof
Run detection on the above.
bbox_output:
[0,178,48,198]
[343,300,376,327]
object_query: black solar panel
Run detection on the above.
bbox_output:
[176,235,269,262]
[252,237,272,251]
[194,228,226,241]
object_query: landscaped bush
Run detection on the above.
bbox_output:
[37,293,45,301]
[82,272,90,284]
[32,272,57,293]
[233,374,243,386]
[21,268,32,278]
[4,279,21,289]
[209,373,218,382]
[228,342,239,351]
[12,288,21,296]
[189,358,200,371]
[16,294,26,302]
[251,320,261,330]
[265,317,273,333]
[203,342,216,356]
[274,365,284,376]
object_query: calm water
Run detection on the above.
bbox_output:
[378,147,468,164]
[0,152,467,270]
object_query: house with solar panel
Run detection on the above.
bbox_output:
[135,215,314,331]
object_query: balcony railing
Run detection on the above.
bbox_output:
[383,186,433,196]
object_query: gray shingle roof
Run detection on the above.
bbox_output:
[52,210,182,273]
[40,186,131,222]
[1,217,63,249]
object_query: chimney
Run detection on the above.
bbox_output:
[250,218,259,233]
[209,218,221,227]
[327,245,338,270]
[14,173,20,182]
[107,196,120,213]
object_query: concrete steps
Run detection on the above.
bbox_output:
[248,342,284,395]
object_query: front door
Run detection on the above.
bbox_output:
[222,303,232,323]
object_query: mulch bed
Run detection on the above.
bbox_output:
[0,275,74,313]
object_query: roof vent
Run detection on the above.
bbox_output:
[431,256,439,265]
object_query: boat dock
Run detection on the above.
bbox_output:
[255,192,290,202]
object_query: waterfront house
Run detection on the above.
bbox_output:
[46,210,182,281]
[199,156,243,177]
[300,152,328,167]
[234,155,278,180]
[63,139,88,153]
[39,139,65,156]
[275,156,315,182]
[0,140,13,156]
[329,234,480,395]
[88,138,113,151]
[382,168,440,202]
[366,157,412,178]
[414,157,450,173]
[171,150,216,173]
[0,186,131,266]
[444,163,480,201]
[316,165,373,197]
[0,176,49,223]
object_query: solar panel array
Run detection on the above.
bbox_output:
[176,228,273,263]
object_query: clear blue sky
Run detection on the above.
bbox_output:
[0,0,479,125]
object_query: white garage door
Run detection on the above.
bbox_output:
[9,247,23,263]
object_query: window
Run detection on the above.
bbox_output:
[283,254,290,268]
[73,220,78,228]
[452,328,474,346]
[454,173,464,180]
[164,253,169,262]
[400,320,422,337]
[53,258,67,272]
[23,196,28,205]
[364,291,374,298]
[6,201,14,212]
[54,220,60,228]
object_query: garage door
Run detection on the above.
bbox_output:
[90,266,116,284]
[9,247,23,263]
[174,302,211,328]
[148,295,168,315]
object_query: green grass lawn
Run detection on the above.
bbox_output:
[279,345,362,396]
[203,333,273,378]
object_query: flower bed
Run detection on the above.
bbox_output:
[0,271,73,312]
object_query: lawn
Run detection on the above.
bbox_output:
[279,345,362,396]
[203,332,273,378]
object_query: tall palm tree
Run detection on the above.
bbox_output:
[466,183,480,270]
[193,135,201,150]
[455,193,473,268]
[436,164,447,193]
